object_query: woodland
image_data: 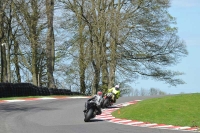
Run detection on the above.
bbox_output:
[0,0,188,95]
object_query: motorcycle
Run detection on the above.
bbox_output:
[83,100,101,122]
[102,92,114,108]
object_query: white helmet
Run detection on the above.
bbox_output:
[115,85,119,90]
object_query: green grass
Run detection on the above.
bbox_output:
[112,93,200,127]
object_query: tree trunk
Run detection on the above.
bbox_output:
[31,43,37,85]
[92,60,100,95]
[71,1,87,93]
[5,44,10,82]
[0,1,5,82]
[101,48,109,93]
[108,2,120,89]
[13,40,21,83]
[6,3,13,83]
[46,0,55,88]
[79,27,86,93]
[1,45,7,82]
[108,39,117,89]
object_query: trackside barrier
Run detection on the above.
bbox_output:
[0,83,83,98]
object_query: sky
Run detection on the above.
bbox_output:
[131,0,200,94]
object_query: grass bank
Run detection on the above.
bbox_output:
[112,93,200,127]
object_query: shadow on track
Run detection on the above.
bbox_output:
[86,119,105,122]
[102,106,121,109]
[0,104,57,112]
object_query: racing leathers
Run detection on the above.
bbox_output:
[84,94,103,115]
[107,87,120,103]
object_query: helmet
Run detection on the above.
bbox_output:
[97,91,103,96]
[115,85,119,90]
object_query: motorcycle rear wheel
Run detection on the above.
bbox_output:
[84,108,94,122]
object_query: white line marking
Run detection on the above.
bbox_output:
[5,100,26,102]
[38,97,57,100]
[127,122,144,125]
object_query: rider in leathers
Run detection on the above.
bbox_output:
[107,85,120,103]
[84,91,103,115]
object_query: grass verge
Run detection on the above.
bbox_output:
[112,93,200,127]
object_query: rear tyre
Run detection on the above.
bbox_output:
[84,108,94,122]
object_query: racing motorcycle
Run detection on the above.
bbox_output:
[102,92,114,108]
[83,100,101,122]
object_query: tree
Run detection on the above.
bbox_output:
[115,0,188,86]
[57,0,188,95]
[58,0,98,94]
[13,0,47,86]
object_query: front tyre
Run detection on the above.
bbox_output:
[102,99,109,108]
[84,108,94,122]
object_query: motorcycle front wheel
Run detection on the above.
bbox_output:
[84,108,94,122]
[102,98,109,108]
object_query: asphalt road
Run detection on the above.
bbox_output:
[0,95,194,133]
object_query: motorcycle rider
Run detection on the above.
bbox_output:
[83,91,103,115]
[107,85,120,103]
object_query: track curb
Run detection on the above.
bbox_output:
[0,96,91,104]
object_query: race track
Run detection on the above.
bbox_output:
[0,95,196,133]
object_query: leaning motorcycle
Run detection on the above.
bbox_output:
[83,101,101,122]
[102,92,114,108]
